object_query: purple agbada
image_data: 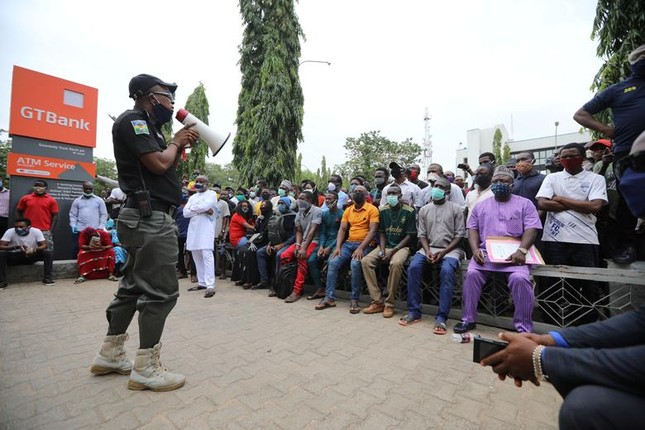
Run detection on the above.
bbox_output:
[462,195,542,332]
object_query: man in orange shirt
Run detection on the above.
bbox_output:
[315,185,379,314]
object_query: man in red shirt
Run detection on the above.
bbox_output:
[16,179,59,257]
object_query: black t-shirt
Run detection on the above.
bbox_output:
[112,108,181,206]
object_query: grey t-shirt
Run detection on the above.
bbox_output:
[417,200,466,260]
[295,205,322,244]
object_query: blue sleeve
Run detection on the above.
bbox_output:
[549,331,569,348]
[582,85,616,115]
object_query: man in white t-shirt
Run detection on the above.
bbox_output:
[464,163,495,222]
[0,217,54,288]
[536,142,608,324]
[380,162,422,210]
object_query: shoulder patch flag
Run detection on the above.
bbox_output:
[131,120,150,135]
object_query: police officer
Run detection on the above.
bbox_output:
[90,74,199,392]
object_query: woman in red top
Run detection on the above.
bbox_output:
[229,200,255,249]
[75,227,117,283]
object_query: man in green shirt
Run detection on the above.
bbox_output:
[361,184,417,318]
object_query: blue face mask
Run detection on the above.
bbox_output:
[152,102,173,125]
[619,167,645,217]
[491,182,512,198]
[386,195,399,206]
[431,187,445,201]
[278,204,288,214]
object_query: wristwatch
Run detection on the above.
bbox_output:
[517,247,528,255]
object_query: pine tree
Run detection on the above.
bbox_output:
[234,0,304,188]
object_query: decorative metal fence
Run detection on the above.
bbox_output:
[331,260,645,331]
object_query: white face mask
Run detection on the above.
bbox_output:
[327,182,336,191]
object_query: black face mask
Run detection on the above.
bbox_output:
[261,193,270,201]
[152,102,173,125]
[474,174,492,188]
[15,227,29,237]
[353,192,366,204]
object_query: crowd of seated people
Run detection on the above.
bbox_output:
[175,141,634,332]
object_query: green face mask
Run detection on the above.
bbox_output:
[386,195,399,206]
[236,194,245,201]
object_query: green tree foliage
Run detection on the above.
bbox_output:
[589,1,645,135]
[502,141,512,165]
[0,138,10,180]
[337,131,422,182]
[202,162,241,189]
[233,0,304,188]
[492,128,503,163]
[177,83,210,179]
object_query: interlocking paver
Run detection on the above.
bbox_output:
[0,277,562,428]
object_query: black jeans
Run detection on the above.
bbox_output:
[0,249,54,283]
[542,241,601,324]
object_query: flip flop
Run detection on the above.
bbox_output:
[74,277,85,284]
[433,322,447,335]
[108,275,118,281]
[306,292,326,301]
[187,285,206,291]
[315,299,336,310]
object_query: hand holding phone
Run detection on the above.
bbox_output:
[473,336,508,363]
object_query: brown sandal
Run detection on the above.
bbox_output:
[315,299,336,310]
[349,300,361,314]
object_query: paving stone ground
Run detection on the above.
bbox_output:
[0,277,562,429]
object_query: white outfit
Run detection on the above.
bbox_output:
[379,180,422,209]
[184,190,218,289]
[465,186,493,222]
[535,170,608,245]
[214,199,231,238]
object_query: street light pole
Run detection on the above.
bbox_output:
[554,121,559,150]
[299,60,331,67]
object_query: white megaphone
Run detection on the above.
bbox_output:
[175,108,230,157]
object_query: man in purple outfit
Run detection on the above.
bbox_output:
[454,167,542,334]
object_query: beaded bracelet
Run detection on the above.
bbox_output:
[532,345,548,381]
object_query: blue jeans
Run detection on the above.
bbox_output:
[324,242,373,301]
[257,244,291,283]
[406,253,459,322]
[235,236,249,250]
[307,250,324,288]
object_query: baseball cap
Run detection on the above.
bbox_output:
[584,139,612,150]
[129,74,177,99]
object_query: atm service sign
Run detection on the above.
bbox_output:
[9,66,98,148]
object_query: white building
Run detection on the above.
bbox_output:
[455,125,591,177]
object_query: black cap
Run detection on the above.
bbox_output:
[389,161,403,170]
[128,74,177,100]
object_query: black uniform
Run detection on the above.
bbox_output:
[105,108,181,349]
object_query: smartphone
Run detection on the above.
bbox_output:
[472,337,508,363]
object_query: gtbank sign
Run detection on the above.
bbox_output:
[9,66,98,148]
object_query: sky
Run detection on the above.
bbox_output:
[0,0,604,180]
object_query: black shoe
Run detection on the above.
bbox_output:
[453,321,476,334]
[251,281,269,290]
[0,281,7,289]
[204,289,216,298]
[42,278,56,286]
[613,247,636,265]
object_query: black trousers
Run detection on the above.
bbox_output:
[0,249,54,283]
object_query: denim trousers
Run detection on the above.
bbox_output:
[406,253,459,322]
[324,241,373,301]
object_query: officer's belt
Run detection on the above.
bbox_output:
[124,198,178,218]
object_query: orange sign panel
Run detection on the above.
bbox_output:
[7,152,96,181]
[9,66,98,148]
